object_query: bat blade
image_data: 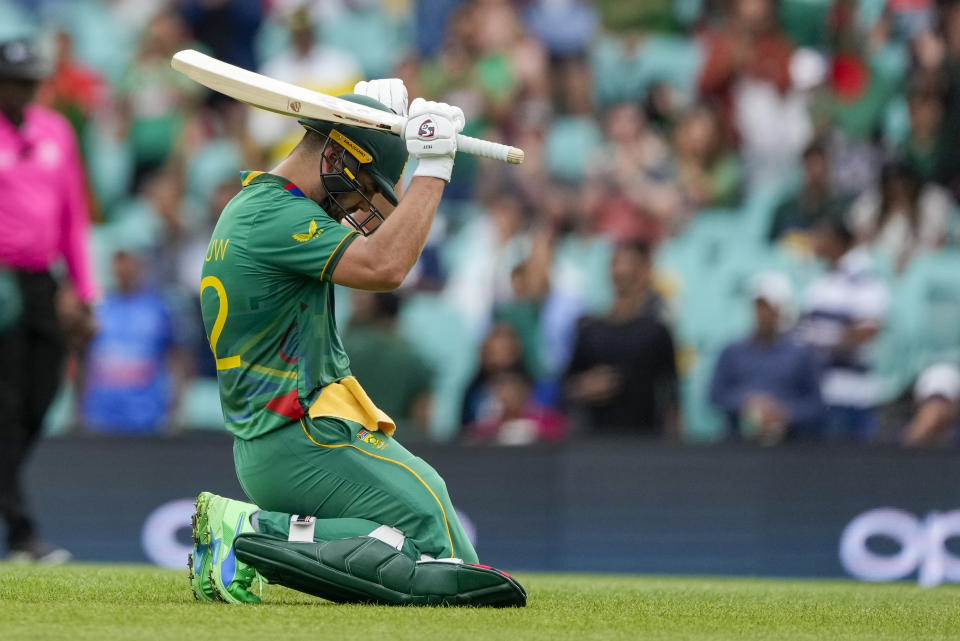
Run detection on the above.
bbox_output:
[170,49,524,164]
[171,49,405,134]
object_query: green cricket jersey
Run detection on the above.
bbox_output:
[200,171,360,439]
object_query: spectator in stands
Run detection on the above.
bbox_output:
[522,0,598,59]
[670,105,742,217]
[248,7,362,160]
[848,161,952,272]
[343,292,434,438]
[709,273,824,444]
[117,9,198,190]
[564,241,677,437]
[464,368,568,445]
[912,3,960,200]
[768,140,851,247]
[179,0,263,72]
[810,1,893,197]
[444,191,529,335]
[0,37,96,563]
[903,363,960,446]
[796,216,889,440]
[494,246,551,381]
[36,30,108,140]
[81,250,185,435]
[820,1,900,143]
[698,0,794,145]
[588,101,678,241]
[461,323,529,428]
[900,86,944,182]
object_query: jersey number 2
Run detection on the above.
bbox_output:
[201,276,241,370]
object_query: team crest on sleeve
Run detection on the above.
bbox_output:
[292,219,324,242]
[356,428,388,450]
[417,119,436,139]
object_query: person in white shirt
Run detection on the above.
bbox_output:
[848,162,952,272]
[797,216,889,440]
[248,7,362,159]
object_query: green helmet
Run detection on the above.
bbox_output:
[298,94,408,205]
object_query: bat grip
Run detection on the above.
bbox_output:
[455,134,524,164]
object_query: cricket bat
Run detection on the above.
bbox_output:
[171,49,524,164]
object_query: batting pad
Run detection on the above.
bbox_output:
[233,533,526,607]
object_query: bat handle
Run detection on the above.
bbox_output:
[456,134,524,165]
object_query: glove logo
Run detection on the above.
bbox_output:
[418,119,436,139]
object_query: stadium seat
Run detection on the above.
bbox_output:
[83,123,134,212]
[0,3,33,41]
[876,251,960,399]
[178,378,225,431]
[398,294,478,440]
[186,139,242,204]
[320,9,411,79]
[680,344,726,442]
[591,34,702,108]
[42,385,73,436]
[544,116,603,182]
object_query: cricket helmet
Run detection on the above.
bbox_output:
[298,94,407,234]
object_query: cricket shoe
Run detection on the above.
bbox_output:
[195,491,264,604]
[188,508,216,602]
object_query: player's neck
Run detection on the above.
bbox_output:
[269,157,325,203]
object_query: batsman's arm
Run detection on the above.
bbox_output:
[332,177,444,290]
[332,99,464,291]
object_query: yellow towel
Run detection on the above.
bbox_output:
[307,375,396,437]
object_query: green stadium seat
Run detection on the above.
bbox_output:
[178,378,225,431]
[0,4,33,41]
[320,9,411,79]
[42,384,73,436]
[544,117,603,182]
[186,139,241,204]
[681,345,726,442]
[591,34,702,108]
[83,123,134,212]
[877,251,960,399]
[398,294,478,440]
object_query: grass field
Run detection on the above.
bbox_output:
[1,564,959,641]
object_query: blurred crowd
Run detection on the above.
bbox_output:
[5,0,960,446]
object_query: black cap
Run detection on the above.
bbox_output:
[0,39,49,81]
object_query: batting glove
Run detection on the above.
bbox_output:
[353,78,408,117]
[404,97,466,182]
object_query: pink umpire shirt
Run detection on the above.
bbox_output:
[0,104,97,302]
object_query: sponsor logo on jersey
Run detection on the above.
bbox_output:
[292,219,324,242]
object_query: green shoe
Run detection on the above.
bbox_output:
[189,507,216,602]
[197,491,264,604]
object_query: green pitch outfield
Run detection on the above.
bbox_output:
[1,564,958,641]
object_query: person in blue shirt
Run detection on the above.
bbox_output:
[709,272,824,444]
[81,250,180,434]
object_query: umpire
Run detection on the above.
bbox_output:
[0,38,97,562]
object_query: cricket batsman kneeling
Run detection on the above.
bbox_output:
[192,79,525,607]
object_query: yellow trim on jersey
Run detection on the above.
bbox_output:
[241,171,265,187]
[215,355,242,370]
[319,230,359,281]
[298,417,455,557]
[246,362,298,379]
[329,130,373,164]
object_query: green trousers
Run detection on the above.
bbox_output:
[233,416,477,564]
